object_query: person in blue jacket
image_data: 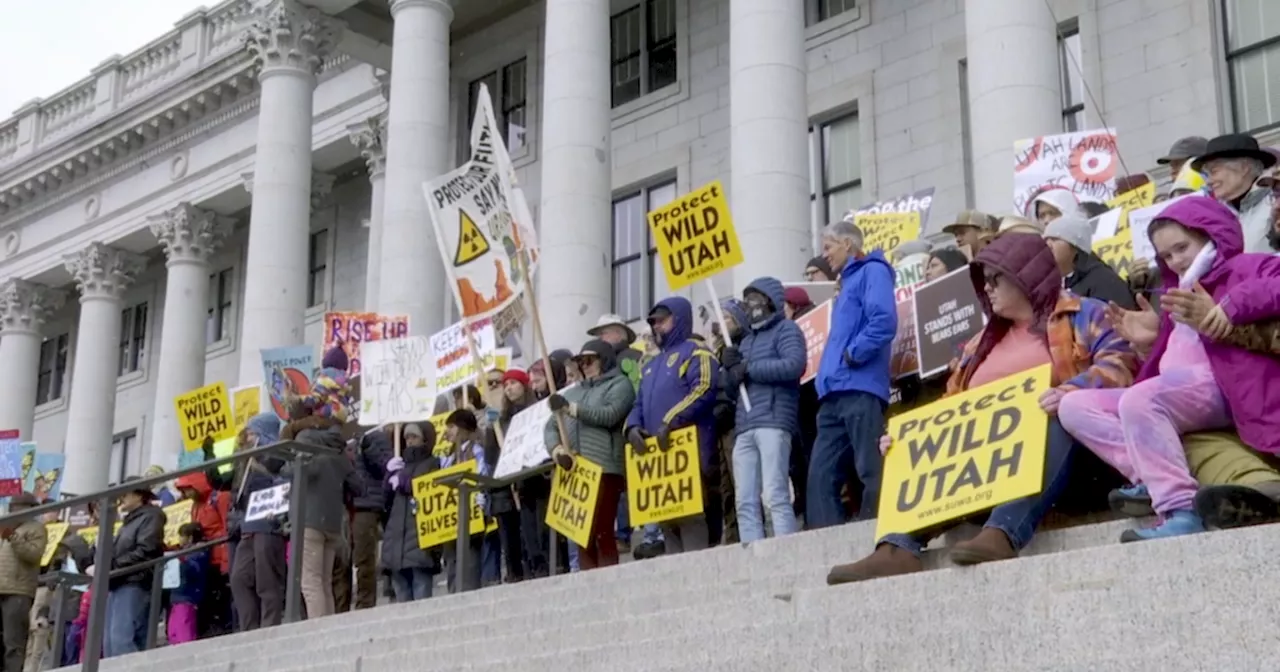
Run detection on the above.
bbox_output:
[719,277,808,542]
[808,219,897,527]
[626,296,720,553]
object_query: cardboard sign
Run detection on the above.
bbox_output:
[174,382,234,452]
[360,336,437,425]
[796,301,832,384]
[323,312,410,377]
[429,319,498,394]
[42,522,69,567]
[912,268,985,378]
[1014,128,1118,215]
[876,364,1052,538]
[493,388,576,479]
[245,483,290,522]
[261,345,315,420]
[855,211,921,255]
[413,460,485,549]
[625,427,704,526]
[545,457,604,547]
[231,385,261,434]
[162,501,193,549]
[648,180,742,290]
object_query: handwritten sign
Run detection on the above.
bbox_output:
[173,382,234,452]
[855,211,921,255]
[493,388,576,478]
[1014,128,1118,215]
[245,483,291,522]
[231,385,261,434]
[361,336,437,424]
[323,312,410,376]
[648,180,743,291]
[429,319,498,394]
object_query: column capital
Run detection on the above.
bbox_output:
[243,0,344,81]
[348,116,388,178]
[63,243,146,301]
[0,280,66,335]
[148,203,234,266]
[390,0,454,21]
[373,68,391,102]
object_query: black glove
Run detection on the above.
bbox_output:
[713,402,735,435]
[548,394,569,412]
[202,435,216,459]
[719,346,743,369]
[656,425,673,452]
[626,427,651,456]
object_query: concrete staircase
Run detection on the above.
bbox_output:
[64,517,1280,672]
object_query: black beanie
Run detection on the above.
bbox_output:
[805,256,835,280]
[446,409,478,433]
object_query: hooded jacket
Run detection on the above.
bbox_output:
[233,413,287,536]
[174,472,230,573]
[353,428,393,512]
[1067,249,1137,310]
[110,502,165,589]
[1028,188,1084,220]
[732,277,807,437]
[947,233,1137,393]
[171,547,209,605]
[286,425,363,535]
[627,296,721,474]
[0,516,45,598]
[815,249,897,402]
[545,345,636,475]
[381,426,441,574]
[1138,196,1280,454]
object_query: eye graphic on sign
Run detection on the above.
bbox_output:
[1014,137,1044,173]
[1069,136,1117,185]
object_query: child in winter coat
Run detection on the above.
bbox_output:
[167,523,209,645]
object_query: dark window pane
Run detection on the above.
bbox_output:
[308,230,328,307]
[611,7,642,107]
[819,0,858,21]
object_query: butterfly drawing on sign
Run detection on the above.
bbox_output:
[32,468,61,502]
[20,451,33,485]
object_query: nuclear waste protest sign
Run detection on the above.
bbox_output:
[875,364,1051,539]
[545,457,604,547]
[174,382,235,452]
[648,180,743,291]
[414,460,486,549]
[625,426,704,526]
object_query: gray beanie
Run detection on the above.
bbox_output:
[1043,214,1093,253]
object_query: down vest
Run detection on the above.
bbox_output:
[731,277,807,438]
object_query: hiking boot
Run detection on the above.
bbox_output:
[1194,484,1280,530]
[949,527,1017,566]
[632,540,665,560]
[1119,509,1205,543]
[1108,484,1154,518]
[827,544,923,585]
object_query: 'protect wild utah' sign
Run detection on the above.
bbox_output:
[647,180,743,291]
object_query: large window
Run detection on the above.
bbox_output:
[1224,0,1280,132]
[36,333,69,405]
[809,114,862,225]
[611,180,677,322]
[308,230,328,308]
[817,0,858,22]
[468,59,528,154]
[109,430,136,486]
[1058,23,1085,132]
[118,302,148,376]
[207,268,233,345]
[611,0,678,108]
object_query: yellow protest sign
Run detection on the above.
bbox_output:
[429,412,453,457]
[42,522,68,567]
[1093,229,1133,280]
[1108,182,1156,235]
[648,180,742,291]
[174,382,234,452]
[875,364,1052,539]
[232,385,261,434]
[163,501,193,549]
[545,458,604,547]
[625,426,704,526]
[855,211,922,253]
[76,522,123,547]
[413,460,485,549]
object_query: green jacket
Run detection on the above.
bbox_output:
[0,520,47,598]
[545,366,636,475]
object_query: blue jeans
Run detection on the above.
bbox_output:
[566,540,580,572]
[480,531,501,585]
[616,492,632,544]
[881,418,1079,557]
[390,568,434,602]
[642,523,663,544]
[105,583,148,658]
[734,427,799,541]
[807,391,886,527]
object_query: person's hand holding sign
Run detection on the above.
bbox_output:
[878,434,891,456]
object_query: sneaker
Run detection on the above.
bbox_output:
[1119,509,1205,543]
[1108,484,1154,518]
[1194,484,1280,529]
[632,540,666,560]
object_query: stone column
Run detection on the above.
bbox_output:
[965,0,1061,214]
[62,244,145,494]
[538,0,612,348]
[0,280,66,439]
[237,0,341,384]
[349,116,388,309]
[378,0,452,331]
[146,204,233,469]
[730,0,810,286]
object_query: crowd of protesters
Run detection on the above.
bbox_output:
[4,130,1280,669]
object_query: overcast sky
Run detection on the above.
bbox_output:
[0,0,210,119]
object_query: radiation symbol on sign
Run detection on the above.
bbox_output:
[454,210,491,266]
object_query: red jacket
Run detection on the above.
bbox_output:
[175,472,230,573]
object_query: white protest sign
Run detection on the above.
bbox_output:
[245,483,291,522]
[360,336,437,425]
[1013,129,1118,215]
[162,558,180,589]
[430,319,498,394]
[493,385,577,479]
[1127,194,1195,268]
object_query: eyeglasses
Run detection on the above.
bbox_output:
[983,272,1003,289]
[486,379,503,389]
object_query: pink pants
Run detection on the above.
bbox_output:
[167,602,198,645]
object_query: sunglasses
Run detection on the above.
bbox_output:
[983,271,1004,289]
[486,379,503,389]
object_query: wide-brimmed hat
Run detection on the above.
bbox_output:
[586,313,636,342]
[1156,136,1209,165]
[942,210,997,234]
[1190,134,1276,172]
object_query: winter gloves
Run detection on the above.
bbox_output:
[548,394,577,417]
[551,445,576,471]
[387,456,405,490]
[626,426,673,455]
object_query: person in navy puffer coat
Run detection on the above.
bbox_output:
[719,277,807,542]
[626,296,720,553]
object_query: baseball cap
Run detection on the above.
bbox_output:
[1156,136,1209,165]
[942,210,996,234]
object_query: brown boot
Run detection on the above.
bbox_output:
[827,544,923,585]
[949,527,1017,566]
